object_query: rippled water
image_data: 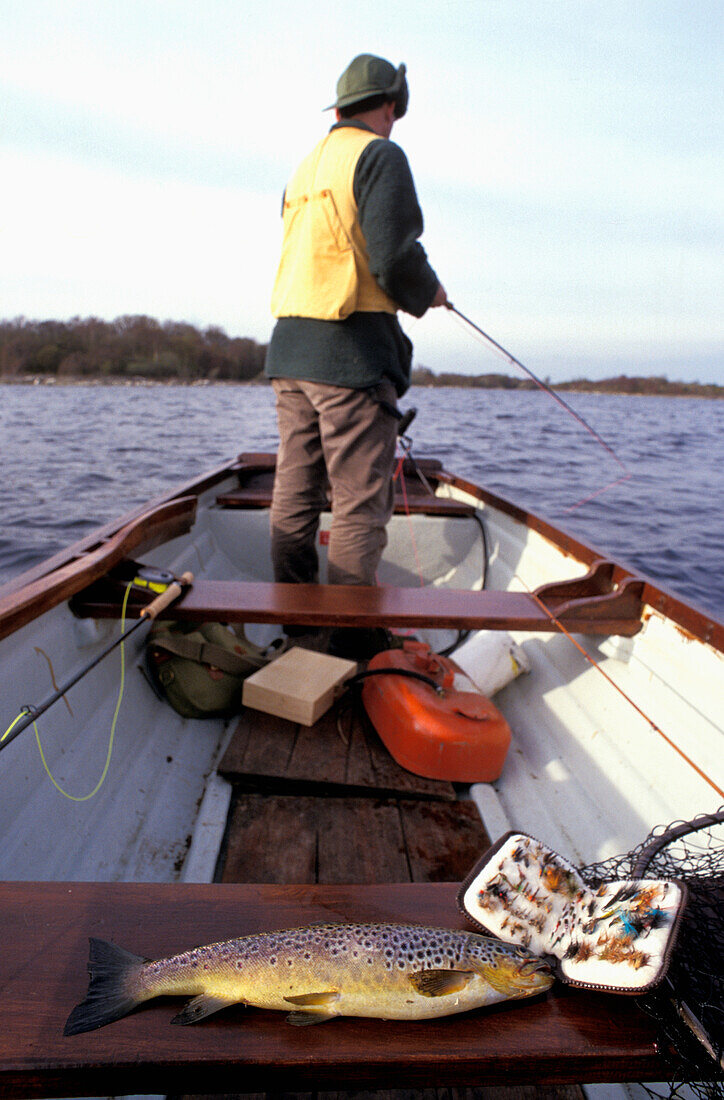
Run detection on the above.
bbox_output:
[1,383,722,619]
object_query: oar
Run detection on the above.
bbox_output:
[0,571,194,753]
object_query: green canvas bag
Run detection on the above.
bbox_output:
[147,621,273,719]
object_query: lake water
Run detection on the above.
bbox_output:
[1,383,722,619]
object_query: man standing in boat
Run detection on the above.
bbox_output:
[265,53,447,653]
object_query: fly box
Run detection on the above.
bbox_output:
[458,832,687,993]
[242,647,357,726]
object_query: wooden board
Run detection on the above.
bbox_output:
[75,579,643,637]
[218,704,456,801]
[219,796,489,886]
[242,648,357,726]
[215,487,476,517]
[0,881,667,1098]
[215,456,474,517]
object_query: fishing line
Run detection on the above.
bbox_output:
[393,449,426,586]
[1,582,133,802]
[514,574,724,801]
[445,303,633,510]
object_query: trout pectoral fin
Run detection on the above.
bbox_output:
[284,991,340,1007]
[408,969,475,997]
[476,962,513,994]
[171,993,242,1025]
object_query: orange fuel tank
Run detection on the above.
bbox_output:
[361,641,511,782]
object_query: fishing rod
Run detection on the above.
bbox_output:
[0,570,194,754]
[445,302,632,486]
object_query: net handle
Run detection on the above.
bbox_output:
[632,808,724,877]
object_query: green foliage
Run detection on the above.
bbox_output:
[410,366,722,399]
[0,318,720,397]
[0,316,268,383]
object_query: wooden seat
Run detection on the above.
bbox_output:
[74,572,644,636]
[216,485,476,517]
[0,880,667,1097]
[215,458,475,517]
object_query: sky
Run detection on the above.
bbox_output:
[2,0,722,383]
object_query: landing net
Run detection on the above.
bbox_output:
[582,810,724,1099]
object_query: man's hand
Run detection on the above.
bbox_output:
[430,283,448,308]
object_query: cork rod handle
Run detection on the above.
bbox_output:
[140,572,194,620]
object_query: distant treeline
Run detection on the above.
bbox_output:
[0,316,267,381]
[1,317,720,397]
[411,366,722,399]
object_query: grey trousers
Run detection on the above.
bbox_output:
[270,378,398,587]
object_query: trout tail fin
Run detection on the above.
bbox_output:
[64,937,149,1036]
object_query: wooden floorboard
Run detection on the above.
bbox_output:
[399,800,491,883]
[219,795,490,886]
[219,703,456,801]
[220,794,319,884]
[316,798,411,884]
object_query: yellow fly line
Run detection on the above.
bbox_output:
[1,582,133,802]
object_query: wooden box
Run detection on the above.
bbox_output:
[242,647,357,726]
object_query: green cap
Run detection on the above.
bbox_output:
[327,54,409,118]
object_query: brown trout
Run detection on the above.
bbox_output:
[64,921,553,1034]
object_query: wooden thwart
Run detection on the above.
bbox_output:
[216,487,475,517]
[217,453,472,516]
[75,571,643,636]
[0,880,667,1098]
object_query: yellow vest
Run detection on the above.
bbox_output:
[271,127,399,320]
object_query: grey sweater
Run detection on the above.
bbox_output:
[264,120,439,397]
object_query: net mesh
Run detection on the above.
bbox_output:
[581,809,724,1099]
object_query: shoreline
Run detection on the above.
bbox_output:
[1,375,721,399]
